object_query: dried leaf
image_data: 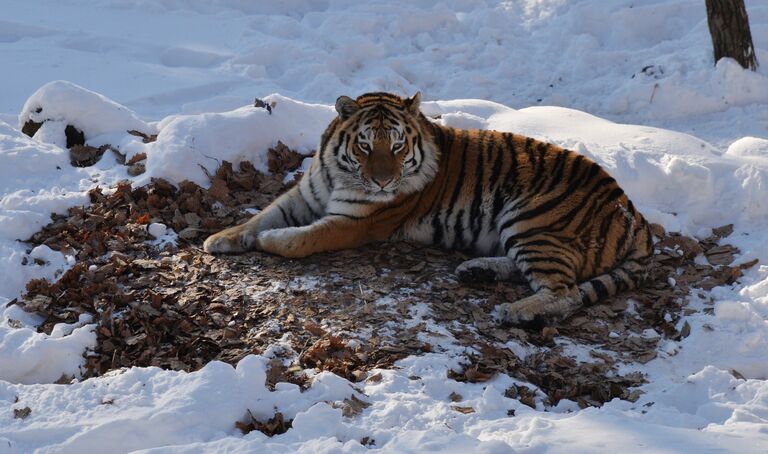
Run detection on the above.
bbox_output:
[451,405,475,414]
[365,372,383,384]
[338,394,371,418]
[712,224,734,238]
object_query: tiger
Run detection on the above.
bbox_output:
[204,92,653,324]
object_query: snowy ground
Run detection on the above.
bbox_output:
[1,0,768,452]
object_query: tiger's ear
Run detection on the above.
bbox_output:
[404,92,422,115]
[335,96,360,120]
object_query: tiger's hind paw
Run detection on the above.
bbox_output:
[497,292,580,326]
[498,302,540,325]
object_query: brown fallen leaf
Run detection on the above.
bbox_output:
[127,152,148,165]
[739,258,759,270]
[365,372,383,384]
[542,326,559,341]
[236,410,292,436]
[208,178,230,202]
[304,321,326,336]
[451,405,475,414]
[712,224,734,238]
[127,130,158,144]
[337,394,371,418]
[268,141,305,174]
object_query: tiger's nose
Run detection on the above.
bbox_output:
[372,176,393,188]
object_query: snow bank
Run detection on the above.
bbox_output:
[0,312,95,385]
[727,137,768,158]
[0,113,136,385]
[0,122,90,305]
[2,351,764,453]
[138,94,334,186]
[19,81,152,146]
[0,356,369,453]
[0,119,131,302]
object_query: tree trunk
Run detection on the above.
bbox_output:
[706,0,758,70]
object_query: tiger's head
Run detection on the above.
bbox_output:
[329,92,439,200]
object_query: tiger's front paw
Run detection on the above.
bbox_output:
[257,227,311,258]
[203,225,258,254]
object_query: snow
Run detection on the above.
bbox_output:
[147,222,167,239]
[20,81,152,145]
[0,0,767,451]
[138,95,333,186]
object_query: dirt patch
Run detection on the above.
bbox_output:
[8,154,757,409]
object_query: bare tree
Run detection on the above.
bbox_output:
[706,0,759,70]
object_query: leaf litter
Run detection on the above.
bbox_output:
[9,145,759,433]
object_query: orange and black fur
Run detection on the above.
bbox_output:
[204,92,653,324]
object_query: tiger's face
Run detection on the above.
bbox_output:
[332,92,438,200]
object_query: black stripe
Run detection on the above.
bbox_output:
[545,149,569,192]
[515,237,563,249]
[307,174,322,206]
[432,214,444,246]
[595,205,624,270]
[590,278,609,301]
[502,134,519,190]
[614,205,634,258]
[278,206,291,226]
[489,135,503,184]
[413,134,425,173]
[469,131,486,247]
[564,154,585,185]
[522,267,568,277]
[491,189,505,224]
[609,270,631,292]
[332,132,348,158]
[579,287,590,303]
[452,208,466,249]
[524,137,536,170]
[519,255,574,269]
[300,191,322,219]
[328,212,365,220]
[319,120,339,152]
[288,211,301,226]
[529,142,550,194]
[331,197,376,205]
